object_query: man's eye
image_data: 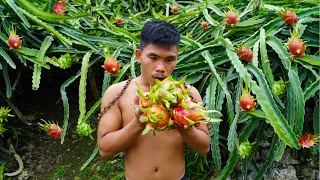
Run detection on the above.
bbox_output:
[150,57,157,60]
[167,59,174,62]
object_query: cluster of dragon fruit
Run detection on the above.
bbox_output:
[135,76,222,136]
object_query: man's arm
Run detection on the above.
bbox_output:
[177,86,211,155]
[97,83,145,159]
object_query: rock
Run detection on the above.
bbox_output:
[277,148,300,165]
[264,162,298,180]
[258,140,271,148]
[237,170,255,180]
[297,167,319,180]
[263,126,274,138]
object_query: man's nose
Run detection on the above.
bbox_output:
[156,61,165,73]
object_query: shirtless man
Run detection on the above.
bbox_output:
[97,20,210,180]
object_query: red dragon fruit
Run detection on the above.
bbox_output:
[237,46,253,61]
[7,26,22,49]
[298,134,319,148]
[226,10,239,26]
[172,97,222,127]
[38,119,62,138]
[239,93,256,111]
[287,37,306,57]
[53,1,66,15]
[281,10,298,25]
[140,104,173,135]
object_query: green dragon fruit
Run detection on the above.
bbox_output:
[151,75,190,109]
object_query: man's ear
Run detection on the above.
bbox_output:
[135,49,141,63]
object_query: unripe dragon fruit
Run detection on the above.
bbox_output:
[140,104,173,135]
[172,97,222,127]
[237,140,255,158]
[151,76,190,109]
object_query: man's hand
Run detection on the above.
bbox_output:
[133,94,147,127]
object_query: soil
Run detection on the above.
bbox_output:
[1,65,125,179]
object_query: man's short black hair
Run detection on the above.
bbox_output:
[139,20,180,50]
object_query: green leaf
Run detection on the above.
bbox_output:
[198,73,210,95]
[217,149,239,180]
[275,142,286,161]
[59,29,99,51]
[78,51,92,125]
[185,72,203,84]
[304,78,320,102]
[182,36,234,125]
[207,4,224,17]
[227,116,239,152]
[254,136,280,180]
[235,18,267,27]
[6,0,30,28]
[1,61,12,98]
[260,28,274,85]
[113,63,131,84]
[298,54,320,67]
[102,73,111,96]
[263,4,284,12]
[247,110,267,119]
[81,145,99,171]
[247,64,299,149]
[32,36,53,90]
[288,70,305,137]
[202,9,219,26]
[130,52,137,78]
[314,104,319,135]
[19,8,72,45]
[0,48,16,69]
[59,55,101,144]
[206,75,221,169]
[252,38,259,67]
[15,47,39,57]
[266,36,290,69]
[24,56,50,69]
[15,0,87,21]
[217,119,259,180]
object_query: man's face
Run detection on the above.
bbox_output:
[135,44,178,85]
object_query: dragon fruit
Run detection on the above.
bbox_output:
[38,119,62,138]
[172,97,222,127]
[151,76,190,109]
[135,76,222,133]
[298,134,319,148]
[140,104,173,135]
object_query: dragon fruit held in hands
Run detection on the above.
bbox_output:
[135,75,222,135]
[172,97,222,127]
[140,104,173,135]
[151,75,190,109]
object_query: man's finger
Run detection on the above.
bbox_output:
[134,94,140,105]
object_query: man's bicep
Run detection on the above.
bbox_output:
[98,86,123,138]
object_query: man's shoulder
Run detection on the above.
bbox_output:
[103,79,133,97]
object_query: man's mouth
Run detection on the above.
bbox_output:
[154,77,165,81]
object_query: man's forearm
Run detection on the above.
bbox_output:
[178,127,210,155]
[98,119,144,158]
